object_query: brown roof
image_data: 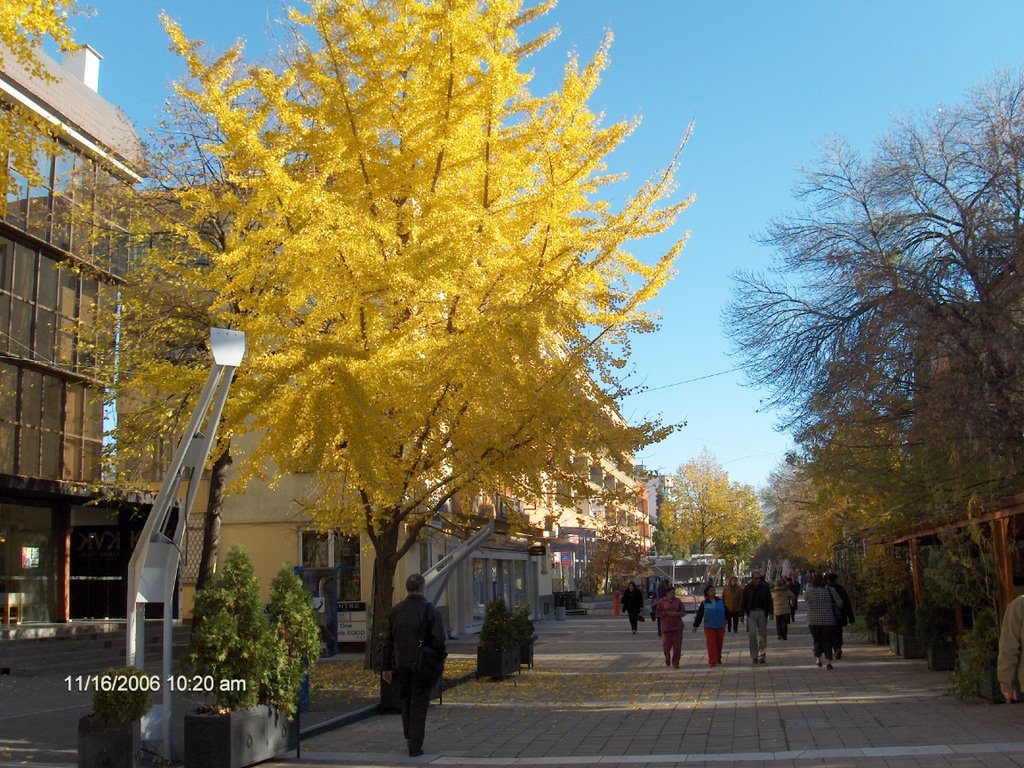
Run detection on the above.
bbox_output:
[0,44,142,172]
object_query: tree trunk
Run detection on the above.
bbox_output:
[365,525,400,671]
[366,548,397,671]
[196,438,232,591]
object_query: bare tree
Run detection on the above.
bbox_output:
[727,69,1024,520]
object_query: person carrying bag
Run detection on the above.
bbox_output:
[381,573,447,757]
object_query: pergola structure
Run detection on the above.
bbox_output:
[873,494,1024,628]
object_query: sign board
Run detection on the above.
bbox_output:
[528,544,546,556]
[336,600,368,641]
[560,552,573,567]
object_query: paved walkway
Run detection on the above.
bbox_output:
[266,614,1024,768]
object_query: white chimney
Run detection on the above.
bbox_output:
[61,45,102,92]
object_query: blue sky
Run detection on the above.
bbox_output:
[65,1,1024,490]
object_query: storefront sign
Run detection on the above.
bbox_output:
[336,600,367,641]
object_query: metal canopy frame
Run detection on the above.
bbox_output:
[125,327,245,761]
[422,519,495,605]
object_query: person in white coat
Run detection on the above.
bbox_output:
[998,594,1024,702]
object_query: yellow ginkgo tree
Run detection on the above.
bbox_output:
[662,449,764,567]
[159,0,691,665]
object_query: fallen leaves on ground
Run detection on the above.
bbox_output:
[442,669,696,706]
[309,656,477,709]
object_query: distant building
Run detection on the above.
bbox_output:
[0,43,141,623]
[640,469,673,553]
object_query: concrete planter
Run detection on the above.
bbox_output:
[184,706,298,768]
[476,647,520,680]
[519,641,535,669]
[896,633,925,659]
[977,666,1006,703]
[926,643,957,671]
[77,716,140,768]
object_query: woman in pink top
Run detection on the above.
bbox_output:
[655,585,686,667]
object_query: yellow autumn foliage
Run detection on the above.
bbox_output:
[114,0,692,661]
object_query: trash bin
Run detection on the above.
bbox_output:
[554,606,566,621]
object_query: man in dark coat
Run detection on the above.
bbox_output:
[740,571,774,664]
[826,572,855,659]
[381,573,447,757]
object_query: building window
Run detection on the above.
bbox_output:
[25,149,51,242]
[299,530,360,601]
[472,558,486,623]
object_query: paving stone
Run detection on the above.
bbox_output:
[247,613,1024,768]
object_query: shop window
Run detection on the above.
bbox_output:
[299,531,361,600]
[0,503,57,622]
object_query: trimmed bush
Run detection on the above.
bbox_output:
[93,667,153,723]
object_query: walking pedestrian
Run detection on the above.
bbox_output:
[805,572,842,669]
[381,573,447,757]
[825,573,855,659]
[653,580,667,636]
[692,584,727,665]
[740,570,773,664]
[786,575,801,622]
[771,577,796,639]
[998,594,1024,702]
[655,585,685,668]
[621,580,645,634]
[723,575,743,633]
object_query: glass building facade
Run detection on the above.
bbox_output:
[1,47,140,623]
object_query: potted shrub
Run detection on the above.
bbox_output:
[78,666,153,768]
[476,599,520,680]
[915,597,958,671]
[892,590,925,658]
[511,604,537,668]
[952,607,1003,702]
[183,547,319,768]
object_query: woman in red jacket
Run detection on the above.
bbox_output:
[655,585,686,668]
